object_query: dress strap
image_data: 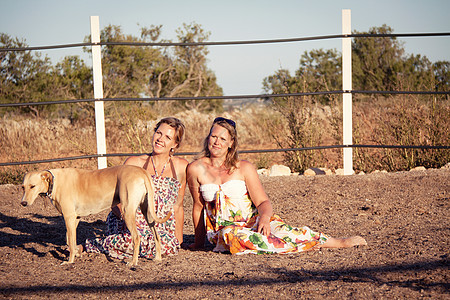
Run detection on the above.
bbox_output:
[142,155,151,170]
[169,158,177,180]
[151,155,170,177]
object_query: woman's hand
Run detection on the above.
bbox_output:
[257,214,271,236]
[241,160,273,237]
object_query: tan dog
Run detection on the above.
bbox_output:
[20,165,171,266]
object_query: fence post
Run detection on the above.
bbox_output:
[90,16,108,169]
[342,9,353,175]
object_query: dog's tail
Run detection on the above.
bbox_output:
[143,171,172,223]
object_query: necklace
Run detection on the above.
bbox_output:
[150,155,170,177]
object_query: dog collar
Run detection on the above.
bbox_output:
[39,170,55,201]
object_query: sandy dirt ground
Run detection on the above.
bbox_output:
[0,168,448,299]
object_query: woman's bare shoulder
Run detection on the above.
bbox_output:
[124,154,149,167]
[237,160,256,171]
[187,157,208,172]
[172,156,189,175]
[172,156,189,167]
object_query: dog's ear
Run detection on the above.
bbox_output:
[41,171,53,184]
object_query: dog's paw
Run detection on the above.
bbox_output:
[126,261,138,270]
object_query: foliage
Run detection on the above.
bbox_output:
[261,71,327,172]
[88,22,223,116]
[53,56,94,120]
[262,49,341,104]
[1,22,223,120]
[264,25,449,97]
[262,25,449,173]
[371,95,449,171]
[433,61,449,92]
[352,25,407,91]
[1,33,55,117]
[1,24,448,178]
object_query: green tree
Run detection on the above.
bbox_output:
[95,25,164,99]
[53,55,93,121]
[296,48,341,93]
[88,22,223,113]
[2,21,224,119]
[265,25,445,96]
[0,33,56,116]
[352,25,406,91]
[169,22,223,111]
[352,24,441,92]
[433,61,449,92]
[262,24,449,172]
[263,49,341,104]
[1,34,94,118]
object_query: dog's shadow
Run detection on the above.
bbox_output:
[0,210,107,261]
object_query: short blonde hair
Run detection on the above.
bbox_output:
[202,117,239,171]
[154,117,185,150]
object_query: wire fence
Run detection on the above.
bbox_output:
[1,32,449,52]
[0,144,448,167]
[1,90,449,108]
[1,29,449,167]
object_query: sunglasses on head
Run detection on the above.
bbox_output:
[213,117,236,128]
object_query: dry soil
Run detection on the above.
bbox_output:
[0,168,448,299]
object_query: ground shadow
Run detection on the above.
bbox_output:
[0,211,107,257]
[1,258,448,297]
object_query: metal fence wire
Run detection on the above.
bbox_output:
[1,28,449,167]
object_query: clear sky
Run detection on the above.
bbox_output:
[1,0,449,95]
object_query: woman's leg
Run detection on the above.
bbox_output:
[319,236,367,249]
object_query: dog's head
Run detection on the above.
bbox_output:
[21,170,53,207]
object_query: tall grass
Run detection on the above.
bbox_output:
[1,95,448,184]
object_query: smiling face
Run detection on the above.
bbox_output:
[152,123,178,155]
[207,124,234,159]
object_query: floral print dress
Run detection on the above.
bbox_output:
[84,175,181,260]
[200,180,329,254]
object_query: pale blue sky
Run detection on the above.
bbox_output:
[1,0,449,95]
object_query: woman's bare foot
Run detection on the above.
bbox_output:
[319,236,367,249]
[342,236,367,248]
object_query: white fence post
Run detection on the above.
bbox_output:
[90,16,107,169]
[342,9,353,175]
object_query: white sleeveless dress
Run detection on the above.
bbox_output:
[200,180,329,254]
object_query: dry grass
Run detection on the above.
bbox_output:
[0,105,282,183]
[1,95,448,184]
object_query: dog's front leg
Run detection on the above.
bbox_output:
[62,215,78,265]
[65,218,81,258]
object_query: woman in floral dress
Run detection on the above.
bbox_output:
[187,117,367,254]
[83,117,188,261]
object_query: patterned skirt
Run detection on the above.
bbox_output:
[208,214,329,255]
[85,207,179,260]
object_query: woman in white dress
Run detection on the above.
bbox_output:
[187,117,367,254]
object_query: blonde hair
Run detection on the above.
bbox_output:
[202,118,239,171]
[154,117,185,152]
